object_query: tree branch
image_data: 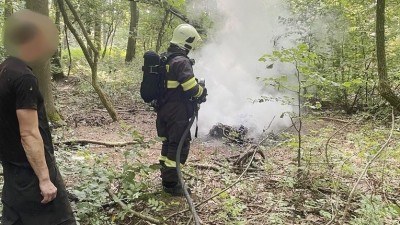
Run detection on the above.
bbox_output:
[132,0,205,33]
[107,189,165,225]
[58,0,94,69]
[64,0,99,55]
[54,139,140,147]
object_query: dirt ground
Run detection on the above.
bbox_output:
[54,77,238,172]
[51,77,400,225]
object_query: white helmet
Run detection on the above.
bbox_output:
[170,24,202,51]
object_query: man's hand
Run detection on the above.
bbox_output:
[40,179,57,204]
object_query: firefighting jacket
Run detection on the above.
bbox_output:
[161,46,204,104]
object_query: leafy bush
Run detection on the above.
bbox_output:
[349,195,399,225]
[59,140,162,224]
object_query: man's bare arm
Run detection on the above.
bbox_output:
[16,109,57,204]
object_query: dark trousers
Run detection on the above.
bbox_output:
[156,102,192,187]
[1,162,76,225]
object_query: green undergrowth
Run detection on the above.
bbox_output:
[271,115,400,224]
[51,113,400,224]
[55,132,165,225]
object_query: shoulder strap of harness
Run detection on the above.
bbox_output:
[160,52,188,66]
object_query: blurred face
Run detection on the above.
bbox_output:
[5,9,58,65]
[19,31,52,64]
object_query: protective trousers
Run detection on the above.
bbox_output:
[156,102,192,188]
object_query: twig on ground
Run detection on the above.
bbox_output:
[246,193,282,223]
[214,161,228,168]
[107,189,165,225]
[324,119,355,166]
[166,116,276,221]
[231,168,265,173]
[265,116,276,132]
[166,135,270,221]
[325,195,339,225]
[186,216,193,225]
[339,108,395,225]
[234,148,265,167]
[54,139,140,147]
[228,154,241,160]
[92,108,142,113]
[387,197,400,208]
[319,117,351,123]
[182,171,199,180]
[189,163,220,172]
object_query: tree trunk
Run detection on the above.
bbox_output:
[87,27,93,59]
[125,1,139,62]
[59,0,118,121]
[52,0,65,81]
[4,0,13,19]
[156,10,169,53]
[376,0,400,111]
[109,22,118,56]
[25,0,48,15]
[102,19,114,59]
[91,54,118,121]
[25,0,63,123]
[54,2,61,59]
[94,18,102,53]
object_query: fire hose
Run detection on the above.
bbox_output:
[175,105,201,225]
[175,78,205,224]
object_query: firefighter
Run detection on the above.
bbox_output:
[157,24,207,196]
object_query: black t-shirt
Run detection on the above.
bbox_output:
[0,57,55,167]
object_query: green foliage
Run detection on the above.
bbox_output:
[0,46,7,62]
[147,198,166,212]
[72,155,116,224]
[213,190,247,224]
[349,195,399,225]
[260,43,321,110]
[283,0,400,113]
[62,140,161,224]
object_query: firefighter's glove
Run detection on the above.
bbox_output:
[195,88,207,104]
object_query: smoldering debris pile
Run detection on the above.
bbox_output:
[204,121,291,175]
[209,123,251,145]
[208,123,286,172]
[209,123,284,146]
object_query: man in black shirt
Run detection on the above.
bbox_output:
[0,10,75,224]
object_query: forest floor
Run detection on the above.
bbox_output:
[51,72,400,225]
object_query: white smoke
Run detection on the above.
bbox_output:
[190,0,295,135]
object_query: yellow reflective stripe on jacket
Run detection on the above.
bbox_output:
[164,158,183,168]
[194,86,204,98]
[165,158,177,168]
[166,65,170,73]
[159,155,167,162]
[167,80,179,88]
[181,77,197,91]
